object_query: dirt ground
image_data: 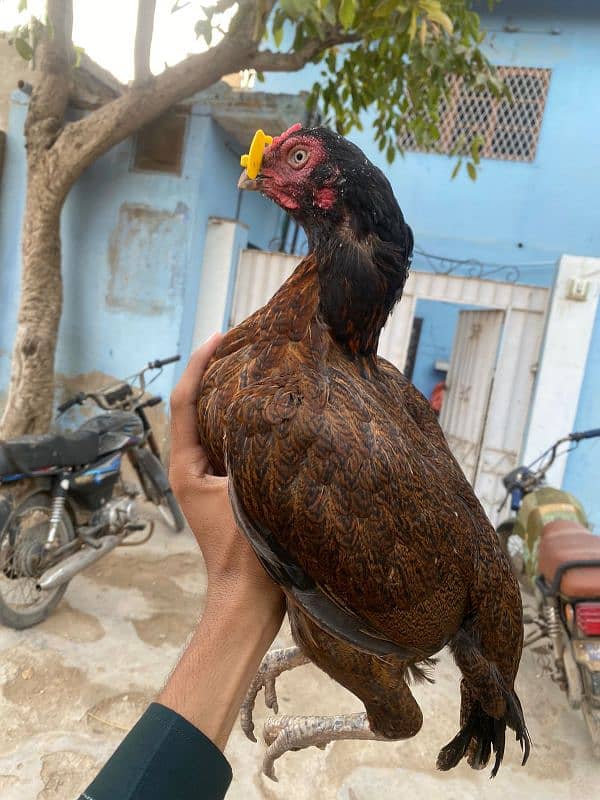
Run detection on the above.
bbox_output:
[1,505,599,800]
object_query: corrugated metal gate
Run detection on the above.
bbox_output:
[440,309,505,484]
[229,249,549,521]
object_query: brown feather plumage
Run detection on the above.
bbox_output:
[197,126,530,775]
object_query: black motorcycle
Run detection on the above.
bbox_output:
[0,355,185,629]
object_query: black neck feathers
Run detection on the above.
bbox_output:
[292,134,414,356]
[312,219,413,357]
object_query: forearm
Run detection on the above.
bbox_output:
[81,594,282,800]
[158,589,283,751]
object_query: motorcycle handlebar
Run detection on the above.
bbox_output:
[148,355,180,369]
[569,428,600,442]
[57,392,86,414]
[57,355,180,416]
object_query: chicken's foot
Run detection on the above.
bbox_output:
[262,712,387,781]
[241,646,310,742]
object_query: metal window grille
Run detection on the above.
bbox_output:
[397,67,551,162]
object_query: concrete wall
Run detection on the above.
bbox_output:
[0,92,284,424]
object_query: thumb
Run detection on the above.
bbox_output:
[169,333,223,475]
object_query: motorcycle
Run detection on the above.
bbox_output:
[496,428,600,755]
[0,355,185,629]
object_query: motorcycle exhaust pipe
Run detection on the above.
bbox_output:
[36,534,125,591]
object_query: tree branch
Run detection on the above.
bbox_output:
[134,0,156,84]
[25,0,73,152]
[250,30,362,73]
[50,0,73,56]
[54,0,270,186]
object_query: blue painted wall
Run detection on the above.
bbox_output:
[261,0,600,522]
[411,300,460,401]
[0,93,284,411]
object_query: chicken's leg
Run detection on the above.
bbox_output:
[241,646,310,741]
[262,712,387,780]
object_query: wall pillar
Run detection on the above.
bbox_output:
[523,254,600,486]
[192,217,248,350]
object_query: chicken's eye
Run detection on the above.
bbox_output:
[289,148,309,168]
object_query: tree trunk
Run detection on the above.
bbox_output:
[0,177,64,437]
[0,1,72,439]
[0,0,273,438]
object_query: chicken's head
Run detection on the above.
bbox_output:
[238,124,409,247]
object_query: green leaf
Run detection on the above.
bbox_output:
[374,0,402,18]
[427,9,453,35]
[470,135,483,164]
[273,22,284,49]
[14,37,33,61]
[466,161,477,181]
[321,2,337,25]
[194,18,212,46]
[451,159,462,179]
[280,0,308,17]
[73,45,84,69]
[18,0,27,12]
[408,10,417,42]
[386,143,395,163]
[339,0,356,29]
[427,122,439,141]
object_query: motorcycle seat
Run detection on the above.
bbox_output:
[0,430,100,478]
[78,412,143,456]
[538,519,600,598]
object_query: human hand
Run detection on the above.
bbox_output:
[163,335,285,749]
[168,333,284,624]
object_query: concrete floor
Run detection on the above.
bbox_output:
[1,506,599,800]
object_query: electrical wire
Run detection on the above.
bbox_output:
[413,247,556,270]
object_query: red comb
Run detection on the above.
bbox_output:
[271,122,303,147]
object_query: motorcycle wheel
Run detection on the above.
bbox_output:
[0,492,75,629]
[134,449,186,533]
[497,521,532,595]
[156,489,186,533]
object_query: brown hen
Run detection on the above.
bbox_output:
[197,125,530,779]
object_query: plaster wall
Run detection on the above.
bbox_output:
[0,95,283,416]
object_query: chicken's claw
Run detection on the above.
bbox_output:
[240,646,309,742]
[262,712,383,781]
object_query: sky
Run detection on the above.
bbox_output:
[0,1,224,83]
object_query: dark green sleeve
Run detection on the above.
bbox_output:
[79,702,232,800]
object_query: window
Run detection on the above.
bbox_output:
[133,110,188,174]
[397,67,551,163]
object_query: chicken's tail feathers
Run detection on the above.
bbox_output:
[436,688,530,778]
